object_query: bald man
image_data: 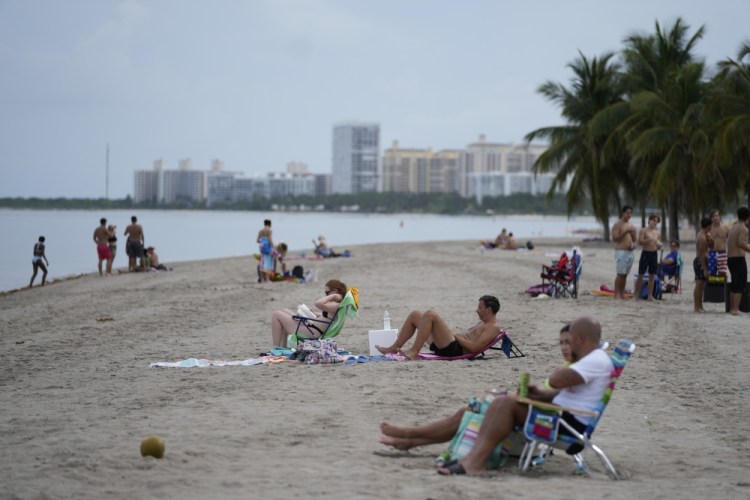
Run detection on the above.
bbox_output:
[378,317,615,476]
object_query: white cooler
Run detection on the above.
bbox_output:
[368,329,398,356]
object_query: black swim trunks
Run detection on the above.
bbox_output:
[429,339,464,357]
[694,257,707,281]
[727,256,747,293]
[638,250,658,275]
[559,411,588,454]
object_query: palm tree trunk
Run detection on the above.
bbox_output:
[669,202,680,242]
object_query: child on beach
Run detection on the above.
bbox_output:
[30,236,49,287]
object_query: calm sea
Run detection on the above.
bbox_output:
[1,209,603,292]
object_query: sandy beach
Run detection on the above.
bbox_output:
[2,238,749,499]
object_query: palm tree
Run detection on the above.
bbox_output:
[615,18,710,241]
[526,52,626,240]
[708,41,750,207]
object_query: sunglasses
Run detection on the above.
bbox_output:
[324,289,333,294]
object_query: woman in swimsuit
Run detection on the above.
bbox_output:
[107,225,117,272]
[30,236,49,287]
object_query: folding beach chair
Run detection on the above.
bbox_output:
[516,339,636,479]
[540,249,582,299]
[288,288,359,346]
[658,251,683,294]
[416,329,525,361]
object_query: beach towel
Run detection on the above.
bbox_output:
[149,356,286,368]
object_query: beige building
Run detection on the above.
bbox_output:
[382,140,460,194]
[458,134,549,196]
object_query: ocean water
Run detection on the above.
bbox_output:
[0,209,603,292]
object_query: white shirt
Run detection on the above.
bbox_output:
[552,348,614,424]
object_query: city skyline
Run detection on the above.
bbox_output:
[1,1,747,199]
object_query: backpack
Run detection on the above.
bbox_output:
[640,275,663,300]
[292,265,304,279]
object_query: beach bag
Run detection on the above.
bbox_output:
[640,275,663,300]
[441,395,518,469]
[298,338,342,365]
[292,265,304,279]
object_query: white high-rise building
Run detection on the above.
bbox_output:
[332,122,380,194]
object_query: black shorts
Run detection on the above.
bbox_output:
[728,257,748,293]
[638,250,658,275]
[126,240,144,259]
[429,339,464,357]
[694,257,706,281]
[559,411,588,454]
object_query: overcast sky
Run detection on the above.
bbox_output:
[1,0,748,199]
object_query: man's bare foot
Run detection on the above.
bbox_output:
[646,298,655,302]
[375,344,397,355]
[694,308,705,313]
[378,434,418,451]
[380,421,407,438]
[398,348,419,360]
[730,310,741,315]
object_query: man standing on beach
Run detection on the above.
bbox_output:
[257,219,274,282]
[93,218,111,276]
[727,207,750,315]
[708,209,730,276]
[611,205,637,299]
[694,217,712,313]
[633,215,662,301]
[124,216,145,272]
[375,296,501,360]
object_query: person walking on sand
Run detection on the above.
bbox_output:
[633,215,662,301]
[375,296,501,360]
[124,215,145,272]
[694,217,712,313]
[30,236,49,287]
[727,207,750,315]
[612,205,637,299]
[93,218,112,276]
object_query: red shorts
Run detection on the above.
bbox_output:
[97,243,112,260]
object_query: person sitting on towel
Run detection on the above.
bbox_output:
[374,295,501,360]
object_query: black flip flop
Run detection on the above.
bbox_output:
[437,463,466,476]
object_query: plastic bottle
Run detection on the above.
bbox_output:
[383,310,391,330]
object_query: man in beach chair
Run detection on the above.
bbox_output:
[659,240,683,293]
[540,248,582,298]
[374,296,503,360]
[415,328,524,361]
[433,316,620,476]
[376,317,623,477]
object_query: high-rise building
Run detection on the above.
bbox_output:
[458,135,550,196]
[382,140,461,194]
[133,160,163,204]
[332,122,380,194]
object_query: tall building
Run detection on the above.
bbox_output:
[382,140,461,194]
[133,160,163,204]
[332,122,380,194]
[160,159,206,204]
[458,135,550,196]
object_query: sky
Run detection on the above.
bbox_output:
[1,0,748,199]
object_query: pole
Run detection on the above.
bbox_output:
[105,144,110,199]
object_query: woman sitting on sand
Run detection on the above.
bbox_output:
[270,279,347,348]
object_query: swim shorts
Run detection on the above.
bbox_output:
[614,249,634,276]
[429,339,464,357]
[693,257,707,281]
[97,242,112,260]
[126,240,144,259]
[638,250,658,275]
[728,256,747,293]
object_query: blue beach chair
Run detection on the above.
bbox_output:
[516,339,636,479]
